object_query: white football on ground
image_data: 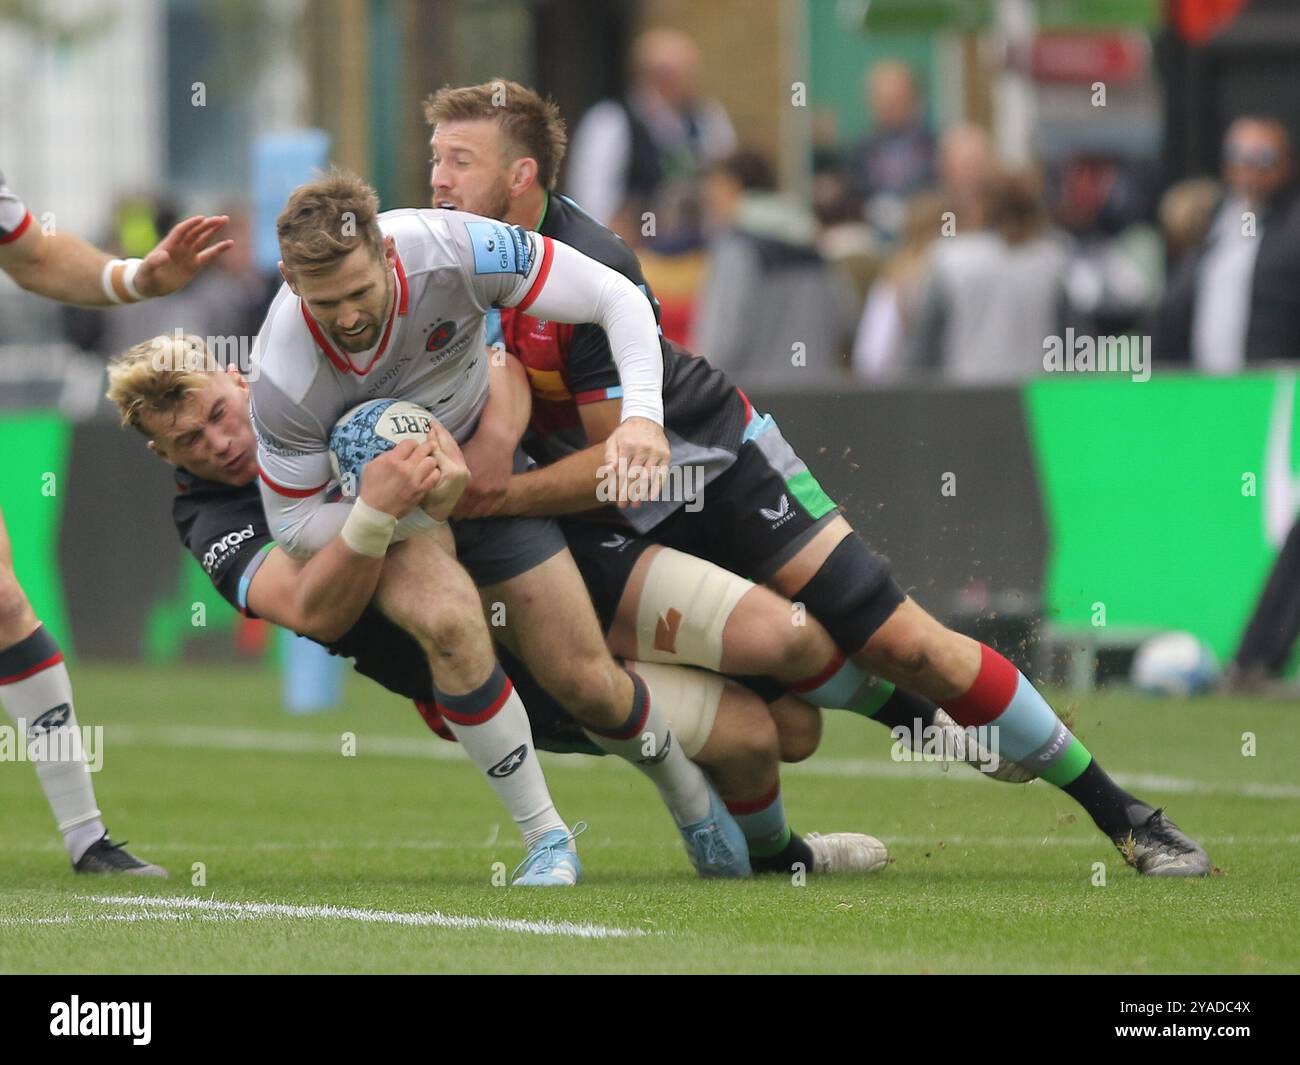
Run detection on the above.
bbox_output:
[1131,631,1220,696]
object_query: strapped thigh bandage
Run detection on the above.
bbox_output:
[634,548,753,671]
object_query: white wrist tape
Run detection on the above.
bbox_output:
[121,258,144,301]
[340,498,397,558]
[100,258,145,304]
[100,260,124,304]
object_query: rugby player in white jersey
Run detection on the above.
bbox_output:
[0,167,231,876]
[248,169,750,881]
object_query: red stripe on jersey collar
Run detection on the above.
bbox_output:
[299,251,410,376]
[514,235,554,313]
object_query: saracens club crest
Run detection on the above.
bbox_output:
[426,319,457,353]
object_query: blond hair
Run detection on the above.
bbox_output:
[277,167,384,276]
[106,333,221,436]
[422,79,568,190]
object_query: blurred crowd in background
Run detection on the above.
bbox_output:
[568,31,1300,386]
[3,1,1299,396]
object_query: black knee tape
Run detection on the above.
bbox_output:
[792,534,904,654]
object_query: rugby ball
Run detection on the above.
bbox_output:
[328,398,435,499]
[1130,631,1220,696]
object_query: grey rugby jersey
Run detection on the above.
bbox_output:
[250,206,664,557]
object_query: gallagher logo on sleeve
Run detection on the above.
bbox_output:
[466,221,532,276]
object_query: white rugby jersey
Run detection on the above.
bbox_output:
[251,206,664,557]
[0,170,34,245]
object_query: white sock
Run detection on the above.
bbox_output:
[585,668,711,826]
[0,626,104,862]
[435,663,568,850]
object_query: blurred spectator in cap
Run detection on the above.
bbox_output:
[693,149,855,383]
[1153,116,1300,369]
[847,61,935,241]
[909,167,1067,382]
[567,27,735,251]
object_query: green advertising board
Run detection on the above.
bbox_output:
[1024,372,1293,662]
[860,0,1160,32]
[0,412,239,663]
[3,379,1285,669]
[0,412,72,652]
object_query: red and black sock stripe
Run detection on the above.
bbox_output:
[587,668,651,742]
[0,626,63,686]
[432,663,514,727]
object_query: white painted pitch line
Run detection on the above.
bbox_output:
[1,896,653,938]
[107,724,599,771]
[103,722,1300,800]
[65,894,652,939]
[1100,770,1300,802]
[781,757,1300,800]
[853,834,1300,848]
[108,725,470,763]
[0,912,205,926]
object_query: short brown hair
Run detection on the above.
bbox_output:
[986,167,1047,245]
[423,79,568,190]
[106,333,221,436]
[277,167,384,276]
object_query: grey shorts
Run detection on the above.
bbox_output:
[450,515,567,587]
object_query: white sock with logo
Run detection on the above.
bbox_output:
[434,663,568,851]
[0,627,105,862]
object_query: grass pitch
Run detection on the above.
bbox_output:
[1,664,1297,974]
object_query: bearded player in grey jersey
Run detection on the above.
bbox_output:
[247,169,749,882]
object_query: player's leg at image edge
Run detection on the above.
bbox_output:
[0,622,166,877]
